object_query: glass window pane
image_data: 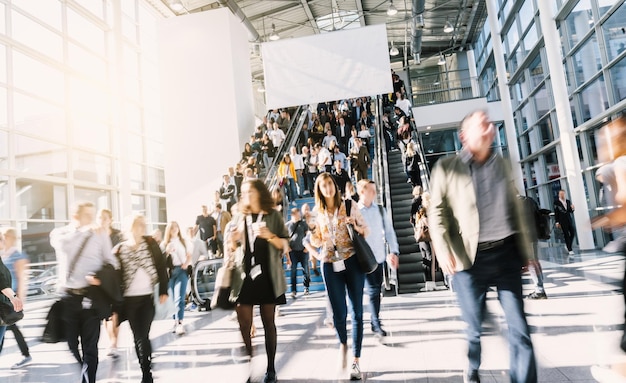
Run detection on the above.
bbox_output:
[146,140,163,168]
[571,33,602,87]
[130,163,144,190]
[15,135,67,177]
[67,8,106,55]
[73,0,105,20]
[533,84,552,118]
[72,118,110,153]
[74,187,111,210]
[609,56,626,102]
[68,43,107,81]
[14,92,66,142]
[522,23,538,54]
[131,194,145,214]
[0,4,5,35]
[602,2,626,62]
[122,16,137,44]
[122,0,137,20]
[537,115,554,147]
[505,24,519,53]
[149,196,166,223]
[11,11,63,61]
[13,51,64,102]
[124,44,139,78]
[16,180,67,220]
[565,0,594,49]
[21,222,58,264]
[599,0,620,18]
[129,134,143,162]
[529,54,544,88]
[147,167,164,193]
[0,130,7,169]
[0,88,6,128]
[0,44,6,83]
[580,75,609,121]
[73,151,111,184]
[0,176,7,218]
[519,0,534,32]
[12,0,62,30]
[125,103,141,133]
[69,76,110,120]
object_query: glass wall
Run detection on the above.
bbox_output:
[0,0,166,267]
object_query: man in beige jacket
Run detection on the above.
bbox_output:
[428,110,536,383]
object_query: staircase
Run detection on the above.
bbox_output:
[387,150,427,293]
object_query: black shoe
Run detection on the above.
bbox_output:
[464,370,480,383]
[264,371,277,383]
[313,269,321,277]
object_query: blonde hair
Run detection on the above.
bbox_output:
[421,192,432,210]
[412,185,423,197]
[162,221,187,251]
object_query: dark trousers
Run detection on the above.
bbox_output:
[561,223,576,251]
[453,239,537,383]
[307,171,318,194]
[289,250,310,292]
[0,324,30,356]
[63,295,101,383]
[365,262,385,332]
[124,295,155,383]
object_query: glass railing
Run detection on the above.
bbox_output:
[412,76,481,107]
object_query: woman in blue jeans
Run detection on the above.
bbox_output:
[309,172,369,380]
[161,221,191,335]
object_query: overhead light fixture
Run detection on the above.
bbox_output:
[444,18,454,33]
[437,53,446,66]
[389,41,399,56]
[414,52,421,64]
[387,0,398,16]
[269,23,280,41]
[258,83,265,93]
[169,0,185,12]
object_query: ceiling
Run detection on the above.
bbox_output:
[157,0,488,81]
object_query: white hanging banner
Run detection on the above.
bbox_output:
[261,24,393,109]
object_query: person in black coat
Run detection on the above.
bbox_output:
[554,189,576,255]
[0,231,23,349]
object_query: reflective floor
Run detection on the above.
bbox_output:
[1,245,625,382]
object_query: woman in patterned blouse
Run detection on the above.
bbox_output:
[309,172,369,381]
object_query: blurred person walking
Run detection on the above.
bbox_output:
[429,110,536,383]
[0,227,31,369]
[225,179,289,383]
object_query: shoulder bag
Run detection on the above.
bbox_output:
[344,199,378,274]
[0,295,23,326]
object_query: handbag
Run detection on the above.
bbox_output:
[210,265,236,310]
[344,199,378,274]
[0,296,24,326]
[41,300,65,342]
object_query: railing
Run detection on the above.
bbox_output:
[412,76,481,107]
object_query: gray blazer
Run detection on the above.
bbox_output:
[428,153,532,272]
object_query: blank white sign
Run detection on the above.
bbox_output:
[262,24,393,109]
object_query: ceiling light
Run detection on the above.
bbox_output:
[269,23,280,41]
[387,0,398,16]
[389,41,399,56]
[169,0,184,12]
[415,14,425,29]
[444,19,454,33]
[258,83,265,93]
[437,53,446,66]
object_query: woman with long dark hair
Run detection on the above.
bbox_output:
[309,173,369,380]
[225,179,289,383]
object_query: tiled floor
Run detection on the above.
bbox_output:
[1,245,626,382]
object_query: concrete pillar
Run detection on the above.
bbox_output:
[158,8,254,224]
[537,0,594,250]
[485,0,525,194]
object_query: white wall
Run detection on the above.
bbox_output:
[412,98,500,129]
[157,8,253,226]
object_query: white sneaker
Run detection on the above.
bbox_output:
[106,348,119,359]
[568,251,575,256]
[175,324,185,335]
[11,356,32,369]
[350,361,362,380]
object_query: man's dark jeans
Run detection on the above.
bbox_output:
[453,238,537,383]
[365,262,384,332]
[289,250,310,293]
